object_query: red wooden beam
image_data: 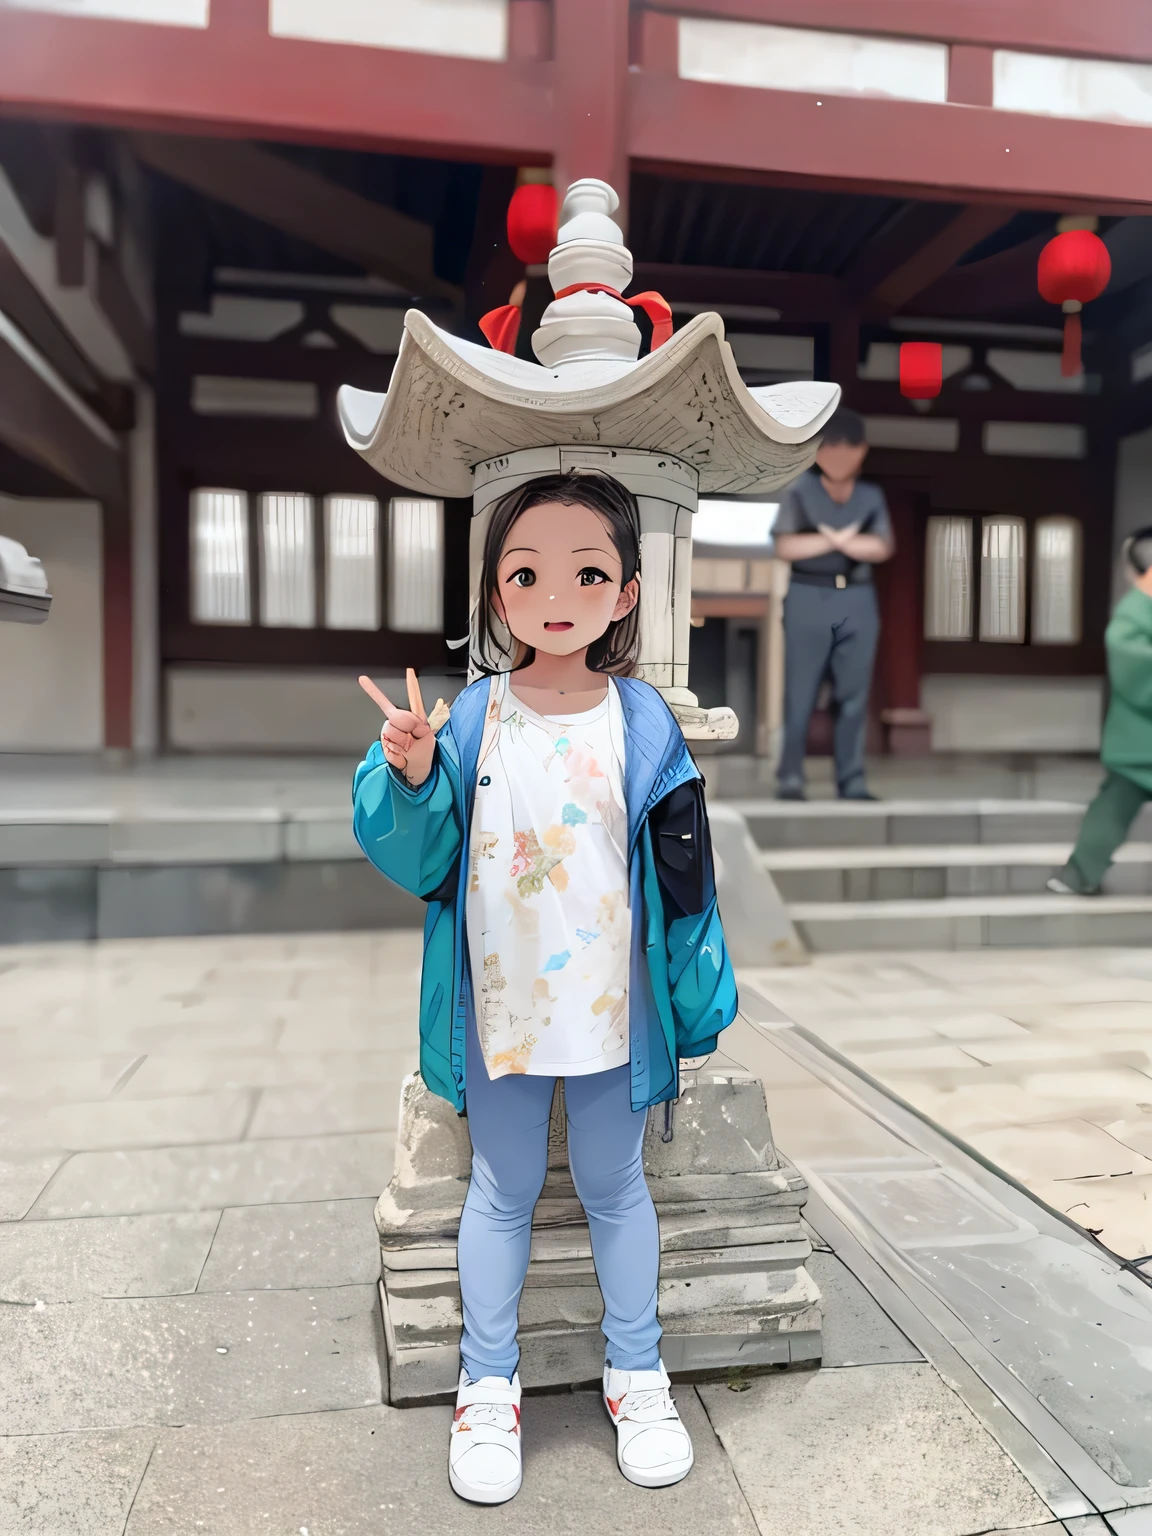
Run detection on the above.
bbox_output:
[645,0,1152,64]
[553,0,630,212]
[867,205,1017,313]
[948,45,994,107]
[132,133,459,301]
[0,7,553,163]
[0,319,124,504]
[841,204,973,302]
[911,233,1050,316]
[102,497,133,750]
[0,237,105,405]
[629,75,1152,212]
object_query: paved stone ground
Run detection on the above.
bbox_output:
[1,932,1066,1535]
[746,949,1152,1262]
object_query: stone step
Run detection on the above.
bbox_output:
[730,796,1152,851]
[380,1282,822,1405]
[763,842,1152,902]
[380,1228,811,1277]
[387,1261,819,1347]
[378,1191,807,1248]
[788,891,1152,951]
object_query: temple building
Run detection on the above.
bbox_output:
[2,0,1152,763]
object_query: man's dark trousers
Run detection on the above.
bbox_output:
[778,580,879,797]
[1058,771,1151,892]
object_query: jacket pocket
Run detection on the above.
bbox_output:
[649,780,709,917]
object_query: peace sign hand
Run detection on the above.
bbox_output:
[358,669,446,787]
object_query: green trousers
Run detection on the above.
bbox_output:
[1060,771,1151,892]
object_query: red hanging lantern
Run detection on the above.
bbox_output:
[506,183,558,265]
[1037,229,1111,377]
[899,341,943,400]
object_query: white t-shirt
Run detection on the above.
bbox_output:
[466,673,631,1080]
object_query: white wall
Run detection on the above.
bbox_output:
[1113,427,1152,605]
[0,497,103,751]
[922,674,1104,753]
[167,666,464,752]
[678,17,948,103]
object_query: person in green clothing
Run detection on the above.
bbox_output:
[1048,526,1152,896]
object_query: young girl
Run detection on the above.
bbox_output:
[353,470,737,1505]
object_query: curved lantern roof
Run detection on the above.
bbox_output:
[338,178,838,500]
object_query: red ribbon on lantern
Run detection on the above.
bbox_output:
[506,183,558,266]
[1037,229,1111,377]
[477,304,522,354]
[899,341,943,400]
[478,278,528,355]
[554,282,674,350]
[479,282,673,357]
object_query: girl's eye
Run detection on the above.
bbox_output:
[508,568,536,588]
[578,568,610,587]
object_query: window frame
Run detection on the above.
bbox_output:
[920,506,1099,677]
[978,514,1027,645]
[324,493,383,633]
[189,487,252,627]
[158,297,468,675]
[166,476,465,669]
[387,495,445,635]
[258,490,318,630]
[1031,514,1084,647]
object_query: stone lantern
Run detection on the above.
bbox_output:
[338,178,835,1402]
[339,177,838,740]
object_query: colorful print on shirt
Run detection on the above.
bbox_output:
[466,674,630,1080]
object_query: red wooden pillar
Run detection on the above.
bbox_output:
[874,489,932,753]
[552,0,630,223]
[102,495,133,750]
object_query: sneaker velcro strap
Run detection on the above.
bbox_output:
[452,1417,520,1447]
[456,1381,520,1411]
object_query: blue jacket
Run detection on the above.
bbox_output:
[352,675,738,1112]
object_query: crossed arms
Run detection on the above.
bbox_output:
[773,521,894,565]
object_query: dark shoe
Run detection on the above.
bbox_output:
[1046,875,1101,897]
[840,790,880,802]
[776,785,807,802]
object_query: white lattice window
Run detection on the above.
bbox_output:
[190,489,250,625]
[388,497,444,633]
[325,495,381,630]
[924,516,973,640]
[260,493,315,628]
[1032,516,1082,645]
[980,517,1026,643]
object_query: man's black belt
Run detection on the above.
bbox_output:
[788,569,871,590]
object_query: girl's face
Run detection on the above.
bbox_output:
[492,500,639,659]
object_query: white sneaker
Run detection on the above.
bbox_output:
[1047,875,1100,896]
[603,1361,694,1488]
[448,1369,523,1505]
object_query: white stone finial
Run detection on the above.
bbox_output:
[532,178,639,370]
[557,179,624,245]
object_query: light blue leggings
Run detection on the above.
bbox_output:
[458,1016,662,1382]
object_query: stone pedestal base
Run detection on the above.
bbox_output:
[376,1069,822,1406]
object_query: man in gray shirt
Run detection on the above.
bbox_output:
[772,409,894,800]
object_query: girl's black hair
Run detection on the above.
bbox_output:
[475,471,641,677]
[1125,525,1152,576]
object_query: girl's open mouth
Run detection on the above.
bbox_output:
[543,621,574,631]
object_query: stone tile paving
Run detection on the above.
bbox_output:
[698,1365,1052,1536]
[745,948,1152,1261]
[0,932,1073,1535]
